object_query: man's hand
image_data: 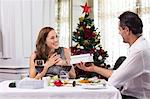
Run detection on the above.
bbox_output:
[76,62,95,72]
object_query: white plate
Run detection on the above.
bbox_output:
[82,84,106,89]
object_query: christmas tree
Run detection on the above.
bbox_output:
[71,3,109,78]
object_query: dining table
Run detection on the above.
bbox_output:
[0,79,122,99]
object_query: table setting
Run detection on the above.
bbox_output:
[0,76,122,99]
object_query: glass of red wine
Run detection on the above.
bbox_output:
[35,60,44,73]
[59,65,72,80]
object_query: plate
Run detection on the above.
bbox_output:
[82,84,106,89]
[35,65,72,74]
[62,65,72,72]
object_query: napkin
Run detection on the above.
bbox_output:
[16,77,44,89]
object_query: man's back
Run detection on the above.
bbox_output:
[109,37,150,99]
[122,47,150,99]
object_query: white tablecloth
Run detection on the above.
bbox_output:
[0,80,122,99]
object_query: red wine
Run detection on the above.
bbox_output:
[35,65,44,73]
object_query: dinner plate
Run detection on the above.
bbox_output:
[62,65,72,72]
[35,65,72,74]
[82,84,106,89]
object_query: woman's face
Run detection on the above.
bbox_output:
[46,30,59,49]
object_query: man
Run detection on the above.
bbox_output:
[78,11,150,99]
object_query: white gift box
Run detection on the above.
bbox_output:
[16,77,44,89]
[70,54,93,64]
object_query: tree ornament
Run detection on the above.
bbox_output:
[77,44,80,49]
[83,40,90,46]
[79,27,83,31]
[79,17,84,22]
[86,25,91,28]
[81,3,90,14]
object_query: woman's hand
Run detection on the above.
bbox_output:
[34,53,61,79]
[45,53,61,68]
[55,58,66,66]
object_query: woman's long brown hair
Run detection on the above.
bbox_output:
[35,27,54,61]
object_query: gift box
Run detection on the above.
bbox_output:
[16,77,44,89]
[70,54,93,64]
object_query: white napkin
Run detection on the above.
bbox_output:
[16,77,44,89]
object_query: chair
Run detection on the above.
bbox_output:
[113,56,126,70]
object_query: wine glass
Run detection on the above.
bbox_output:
[35,60,44,73]
[59,70,69,81]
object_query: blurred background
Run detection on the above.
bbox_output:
[0,0,150,80]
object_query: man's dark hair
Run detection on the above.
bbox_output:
[118,11,143,35]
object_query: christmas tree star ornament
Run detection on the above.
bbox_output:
[81,3,90,14]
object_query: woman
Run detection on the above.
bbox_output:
[29,27,76,79]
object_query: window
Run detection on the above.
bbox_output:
[95,0,150,66]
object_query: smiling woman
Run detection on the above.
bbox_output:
[29,27,76,79]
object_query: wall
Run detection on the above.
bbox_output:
[0,0,55,59]
[0,31,2,58]
[0,0,2,58]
